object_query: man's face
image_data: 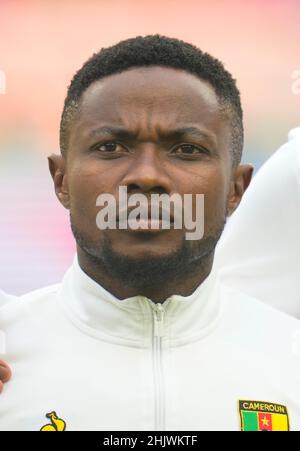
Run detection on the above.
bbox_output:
[50,66,249,287]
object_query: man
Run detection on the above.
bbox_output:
[215,127,300,319]
[0,35,299,431]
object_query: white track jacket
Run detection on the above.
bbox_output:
[0,257,300,431]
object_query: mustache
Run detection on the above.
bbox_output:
[116,205,175,222]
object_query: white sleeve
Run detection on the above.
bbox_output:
[0,290,14,308]
[214,127,300,318]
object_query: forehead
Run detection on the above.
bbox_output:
[73,66,229,143]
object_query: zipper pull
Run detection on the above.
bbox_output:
[154,303,164,337]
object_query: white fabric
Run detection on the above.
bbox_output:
[215,127,300,319]
[0,290,14,308]
[0,256,300,431]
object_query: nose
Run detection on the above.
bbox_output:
[120,145,173,195]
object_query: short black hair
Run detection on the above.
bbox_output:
[60,34,243,165]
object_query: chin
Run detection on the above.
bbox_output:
[111,243,177,260]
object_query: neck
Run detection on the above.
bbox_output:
[77,247,215,303]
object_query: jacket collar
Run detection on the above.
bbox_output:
[59,255,222,347]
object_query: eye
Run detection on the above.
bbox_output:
[172,144,208,156]
[93,141,123,152]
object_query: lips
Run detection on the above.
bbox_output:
[115,205,175,232]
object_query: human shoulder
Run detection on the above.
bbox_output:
[220,282,300,356]
[19,283,61,302]
[0,283,61,320]
[0,290,16,308]
[221,282,300,325]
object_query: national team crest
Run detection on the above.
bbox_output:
[239,400,289,431]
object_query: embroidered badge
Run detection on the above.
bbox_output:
[40,411,66,431]
[239,400,289,431]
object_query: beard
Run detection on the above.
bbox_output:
[70,213,226,290]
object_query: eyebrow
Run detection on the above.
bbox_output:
[88,125,217,146]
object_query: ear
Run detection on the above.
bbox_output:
[48,154,70,210]
[227,164,254,216]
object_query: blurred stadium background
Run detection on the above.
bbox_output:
[0,0,299,294]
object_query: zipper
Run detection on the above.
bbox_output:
[152,302,165,431]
